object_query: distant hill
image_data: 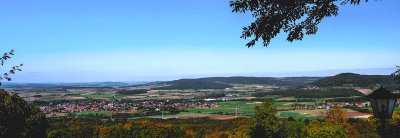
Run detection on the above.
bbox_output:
[153,79,233,90]
[1,83,62,88]
[1,82,147,88]
[200,77,321,86]
[153,76,322,90]
[310,73,393,88]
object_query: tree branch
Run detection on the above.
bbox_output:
[0,49,23,86]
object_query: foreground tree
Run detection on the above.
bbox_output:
[0,90,48,137]
[324,105,347,124]
[285,121,305,138]
[0,50,48,137]
[249,101,285,138]
[324,105,359,137]
[230,0,367,47]
[304,120,349,138]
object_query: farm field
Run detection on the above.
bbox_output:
[146,112,249,120]
[178,101,374,120]
[181,101,325,116]
[69,110,112,116]
[146,112,211,119]
[277,110,325,120]
[273,102,317,107]
[81,93,115,99]
[181,101,260,116]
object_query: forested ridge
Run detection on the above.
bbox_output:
[311,73,392,87]
[154,77,322,90]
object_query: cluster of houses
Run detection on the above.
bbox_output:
[293,102,370,110]
[40,102,115,114]
[39,100,219,114]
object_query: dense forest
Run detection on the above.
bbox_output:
[310,73,393,87]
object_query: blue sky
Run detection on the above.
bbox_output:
[0,0,399,82]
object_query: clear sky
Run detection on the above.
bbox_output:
[0,0,399,82]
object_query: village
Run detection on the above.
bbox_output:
[39,100,219,115]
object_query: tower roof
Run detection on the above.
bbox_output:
[367,86,395,99]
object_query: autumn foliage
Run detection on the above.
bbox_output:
[47,117,251,138]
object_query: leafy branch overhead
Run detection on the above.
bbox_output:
[0,49,23,86]
[230,0,367,47]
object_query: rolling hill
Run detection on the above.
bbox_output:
[310,73,393,88]
[152,73,397,90]
[152,79,233,90]
[153,76,322,90]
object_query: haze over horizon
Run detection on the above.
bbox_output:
[4,67,396,83]
[1,0,399,82]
